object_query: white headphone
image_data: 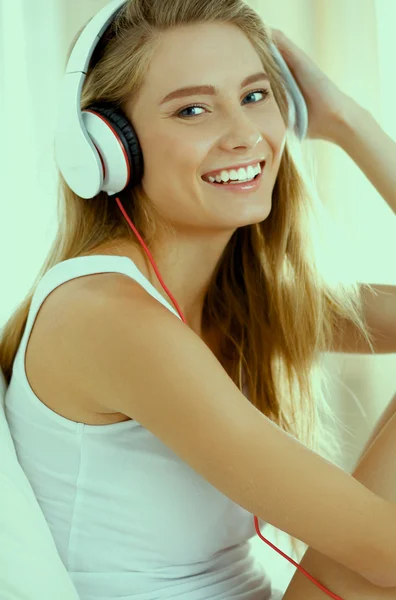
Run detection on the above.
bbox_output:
[54,0,308,200]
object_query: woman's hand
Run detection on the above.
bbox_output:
[271,28,356,142]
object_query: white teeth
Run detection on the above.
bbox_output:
[207,162,262,184]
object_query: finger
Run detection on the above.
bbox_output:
[270,28,285,44]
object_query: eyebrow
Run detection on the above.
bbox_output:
[159,72,270,106]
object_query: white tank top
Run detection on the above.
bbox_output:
[5,255,282,600]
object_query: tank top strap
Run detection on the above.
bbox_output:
[13,255,182,375]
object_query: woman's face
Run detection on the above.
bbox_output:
[126,22,287,234]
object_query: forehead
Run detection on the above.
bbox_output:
[143,22,264,90]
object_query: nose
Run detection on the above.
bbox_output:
[219,110,263,151]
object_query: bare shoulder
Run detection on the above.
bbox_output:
[24,270,145,425]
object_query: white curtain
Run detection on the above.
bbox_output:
[1,0,395,592]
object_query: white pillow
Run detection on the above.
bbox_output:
[0,367,80,600]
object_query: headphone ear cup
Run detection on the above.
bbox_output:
[84,103,144,192]
[269,43,308,140]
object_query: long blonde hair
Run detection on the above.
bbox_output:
[0,0,373,559]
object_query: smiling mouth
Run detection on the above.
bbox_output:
[202,161,266,185]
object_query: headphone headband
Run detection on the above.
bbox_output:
[66,0,127,75]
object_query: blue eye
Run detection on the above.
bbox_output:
[176,88,271,119]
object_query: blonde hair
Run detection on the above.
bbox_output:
[0,0,373,560]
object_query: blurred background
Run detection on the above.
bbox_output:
[1,0,395,593]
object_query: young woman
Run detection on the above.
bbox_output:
[1,1,396,598]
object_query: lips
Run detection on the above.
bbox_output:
[202,160,266,183]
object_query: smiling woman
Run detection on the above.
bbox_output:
[1,0,391,599]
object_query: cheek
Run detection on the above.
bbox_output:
[140,140,202,200]
[275,124,287,159]
[268,108,288,160]
[146,126,193,159]
[143,133,204,184]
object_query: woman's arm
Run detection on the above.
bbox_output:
[331,99,396,215]
[353,392,396,469]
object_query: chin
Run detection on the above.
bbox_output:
[236,199,273,226]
